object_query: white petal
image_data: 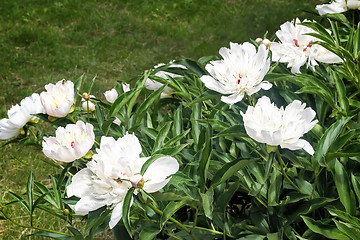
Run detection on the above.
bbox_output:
[143,156,179,193]
[66,168,94,198]
[109,201,124,229]
[200,75,228,94]
[220,92,245,105]
[73,196,106,215]
[281,139,314,155]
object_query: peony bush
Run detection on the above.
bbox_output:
[1,1,360,239]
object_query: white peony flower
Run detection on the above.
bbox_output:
[81,95,96,112]
[104,84,130,104]
[145,61,186,98]
[40,79,74,118]
[270,18,342,74]
[42,121,95,162]
[316,0,360,15]
[66,133,179,229]
[241,96,318,155]
[200,42,272,105]
[0,93,45,139]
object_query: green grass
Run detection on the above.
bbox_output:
[0,0,320,238]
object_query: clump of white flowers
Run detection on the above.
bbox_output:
[66,133,179,229]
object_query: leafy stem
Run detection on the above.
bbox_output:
[138,193,200,240]
[276,150,304,194]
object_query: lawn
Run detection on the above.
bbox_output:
[0,0,319,239]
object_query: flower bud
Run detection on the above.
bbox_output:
[255,38,263,43]
[82,92,90,100]
[63,208,70,215]
[130,174,144,188]
[262,38,271,46]
[68,105,76,114]
[20,128,26,137]
[83,150,94,159]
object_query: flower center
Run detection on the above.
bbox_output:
[237,74,242,84]
[293,39,299,47]
[303,40,313,52]
[71,141,75,148]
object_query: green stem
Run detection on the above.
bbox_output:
[182,224,233,237]
[1,209,72,237]
[264,151,275,181]
[191,206,199,233]
[138,194,200,240]
[276,150,304,194]
[67,115,76,124]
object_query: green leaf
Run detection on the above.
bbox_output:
[215,182,239,213]
[153,143,190,156]
[199,188,214,219]
[334,219,360,240]
[332,69,349,114]
[27,170,34,213]
[351,174,360,208]
[152,122,172,152]
[286,198,335,226]
[126,72,149,118]
[301,21,335,45]
[35,182,59,208]
[33,192,49,212]
[132,85,166,130]
[139,223,160,240]
[198,127,212,192]
[66,227,83,237]
[122,188,135,237]
[51,176,62,209]
[160,201,187,229]
[190,102,202,146]
[314,117,351,166]
[95,105,104,130]
[334,159,356,214]
[177,58,207,77]
[301,216,351,240]
[327,207,360,228]
[108,88,140,119]
[87,75,97,94]
[73,73,85,105]
[172,105,183,138]
[8,192,30,214]
[29,231,72,239]
[268,167,282,206]
[164,129,190,147]
[211,159,254,187]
